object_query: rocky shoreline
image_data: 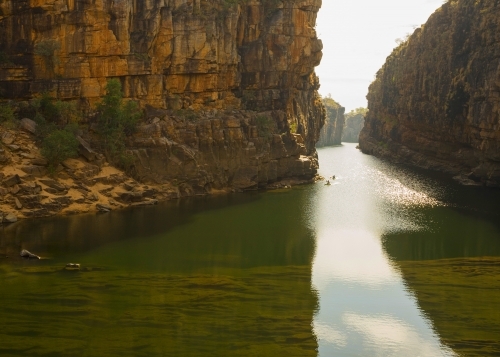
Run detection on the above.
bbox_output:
[0,119,319,225]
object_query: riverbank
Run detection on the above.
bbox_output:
[0,124,317,224]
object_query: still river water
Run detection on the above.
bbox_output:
[1,143,500,357]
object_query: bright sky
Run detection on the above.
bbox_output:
[315,0,444,111]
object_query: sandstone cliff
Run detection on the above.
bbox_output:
[359,0,500,186]
[317,96,344,147]
[342,108,365,143]
[0,0,325,202]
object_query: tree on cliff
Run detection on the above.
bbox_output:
[95,79,142,168]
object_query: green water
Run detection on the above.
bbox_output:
[1,143,500,356]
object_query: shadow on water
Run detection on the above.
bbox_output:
[378,163,500,357]
[0,193,263,260]
[0,189,319,357]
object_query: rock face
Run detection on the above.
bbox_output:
[342,110,365,143]
[317,97,344,147]
[0,0,324,189]
[130,109,317,190]
[360,0,500,186]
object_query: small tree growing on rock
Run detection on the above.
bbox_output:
[41,127,79,172]
[95,79,142,168]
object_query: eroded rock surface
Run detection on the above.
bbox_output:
[0,0,325,190]
[360,0,500,186]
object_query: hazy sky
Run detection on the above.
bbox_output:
[315,0,444,111]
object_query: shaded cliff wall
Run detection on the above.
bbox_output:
[317,96,344,147]
[342,109,365,143]
[0,0,325,190]
[360,0,500,186]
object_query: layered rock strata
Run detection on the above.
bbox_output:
[0,0,325,192]
[360,0,500,186]
[317,97,344,147]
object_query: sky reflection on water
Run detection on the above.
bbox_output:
[312,144,456,357]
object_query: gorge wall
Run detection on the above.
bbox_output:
[0,0,324,192]
[359,0,500,186]
[342,109,365,143]
[317,96,344,147]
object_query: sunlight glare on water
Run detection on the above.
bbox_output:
[311,144,456,357]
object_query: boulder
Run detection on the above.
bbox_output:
[20,153,35,159]
[31,157,48,166]
[3,174,21,187]
[44,187,68,196]
[14,197,22,209]
[19,118,37,134]
[21,165,47,177]
[0,149,8,164]
[122,182,136,191]
[76,136,97,162]
[96,203,112,212]
[131,199,159,206]
[39,179,67,192]
[119,191,143,202]
[18,195,42,209]
[3,213,17,223]
[9,184,20,195]
[1,132,15,145]
[61,158,85,171]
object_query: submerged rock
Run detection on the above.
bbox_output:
[20,249,40,259]
[65,263,80,270]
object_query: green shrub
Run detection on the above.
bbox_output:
[31,93,81,139]
[54,100,82,125]
[34,112,57,140]
[41,127,79,171]
[32,92,59,122]
[95,79,142,168]
[0,104,15,123]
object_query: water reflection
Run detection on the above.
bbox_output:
[312,144,455,357]
[2,143,500,357]
[0,191,318,357]
[313,228,396,287]
[312,144,500,357]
